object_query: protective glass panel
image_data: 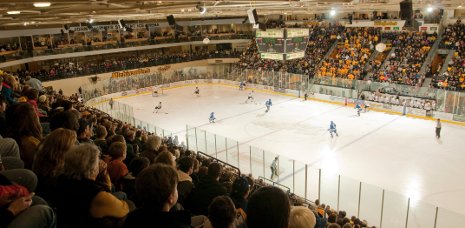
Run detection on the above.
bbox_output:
[319,170,339,210]
[359,183,383,228]
[339,176,360,217]
[381,190,409,228]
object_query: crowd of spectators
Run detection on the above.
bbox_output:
[238,23,344,77]
[238,26,442,88]
[0,68,376,227]
[432,21,465,90]
[371,31,436,86]
[318,27,380,80]
[15,50,240,82]
[0,42,20,53]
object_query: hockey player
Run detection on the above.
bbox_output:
[355,102,362,116]
[364,101,370,112]
[239,81,246,90]
[194,87,200,96]
[109,98,114,109]
[245,90,255,103]
[153,102,162,113]
[304,93,308,101]
[328,121,338,138]
[265,99,272,112]
[209,112,216,123]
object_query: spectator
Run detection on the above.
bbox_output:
[123,164,191,228]
[111,134,135,165]
[32,128,77,201]
[107,142,129,191]
[94,125,109,154]
[207,196,237,228]
[77,118,93,144]
[176,156,194,206]
[25,75,43,92]
[6,103,42,169]
[247,186,290,228]
[140,135,162,163]
[188,162,227,215]
[289,206,316,228]
[122,156,150,201]
[1,74,18,105]
[0,172,56,228]
[52,144,130,227]
[229,175,250,212]
[49,110,79,132]
[154,150,176,167]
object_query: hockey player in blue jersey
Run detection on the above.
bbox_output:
[239,81,246,90]
[355,102,362,116]
[328,121,338,138]
[265,99,272,112]
[209,112,216,123]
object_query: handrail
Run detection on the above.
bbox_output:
[258,176,291,193]
[197,151,241,175]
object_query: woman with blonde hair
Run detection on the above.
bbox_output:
[32,128,77,201]
[289,206,316,228]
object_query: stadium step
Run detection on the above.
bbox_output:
[437,49,456,76]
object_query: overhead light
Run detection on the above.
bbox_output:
[330,9,336,17]
[427,6,434,13]
[88,18,94,23]
[459,5,462,8]
[33,2,51,7]
[196,4,207,15]
[7,11,21,15]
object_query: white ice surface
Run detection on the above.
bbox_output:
[114,84,465,218]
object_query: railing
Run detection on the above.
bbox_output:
[0,34,253,63]
[36,52,240,82]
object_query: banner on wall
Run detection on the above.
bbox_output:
[111,68,150,78]
[345,20,406,29]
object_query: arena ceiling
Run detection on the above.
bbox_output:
[0,0,463,28]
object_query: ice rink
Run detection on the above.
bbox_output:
[113,84,465,219]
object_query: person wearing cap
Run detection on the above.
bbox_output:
[230,175,250,213]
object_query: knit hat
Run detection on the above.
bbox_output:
[231,175,250,196]
[38,95,47,103]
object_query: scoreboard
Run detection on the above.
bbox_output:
[256,28,309,61]
[256,37,285,53]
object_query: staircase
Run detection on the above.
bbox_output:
[380,47,396,69]
[364,39,388,71]
[419,32,442,75]
[438,49,456,75]
[319,40,338,65]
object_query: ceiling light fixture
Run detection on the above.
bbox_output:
[7,11,21,15]
[33,2,51,7]
[330,9,336,17]
[196,4,207,15]
[426,6,433,13]
[88,18,94,23]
